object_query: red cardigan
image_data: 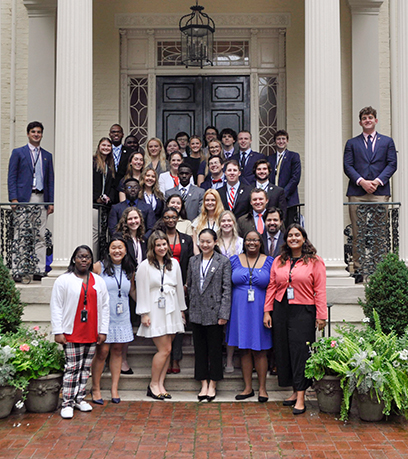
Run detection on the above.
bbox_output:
[264,255,328,320]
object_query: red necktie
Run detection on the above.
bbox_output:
[257,214,264,234]
[228,187,235,210]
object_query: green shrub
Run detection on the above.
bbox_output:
[0,257,25,333]
[359,252,408,336]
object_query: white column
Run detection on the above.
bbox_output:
[48,0,93,278]
[305,0,350,283]
[392,0,408,263]
[347,0,384,136]
[23,0,57,153]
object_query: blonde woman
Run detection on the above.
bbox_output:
[191,189,224,255]
[217,210,243,374]
[185,135,205,184]
[145,138,169,175]
[139,167,165,222]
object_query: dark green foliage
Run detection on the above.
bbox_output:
[359,252,408,336]
[0,257,25,333]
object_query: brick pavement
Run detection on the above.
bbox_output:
[0,401,408,458]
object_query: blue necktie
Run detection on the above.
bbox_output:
[366,135,373,160]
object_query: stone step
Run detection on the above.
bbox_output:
[97,369,287,392]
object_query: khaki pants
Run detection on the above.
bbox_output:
[348,194,390,271]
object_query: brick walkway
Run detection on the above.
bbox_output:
[1,401,408,458]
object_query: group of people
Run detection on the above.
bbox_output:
[12,105,397,420]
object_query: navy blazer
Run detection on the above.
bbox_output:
[344,133,397,197]
[231,150,264,184]
[262,230,284,258]
[8,144,54,204]
[268,150,301,207]
[218,182,252,220]
[108,199,155,236]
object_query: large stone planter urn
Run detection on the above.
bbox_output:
[24,373,63,413]
[356,391,385,422]
[0,385,17,418]
[314,375,343,413]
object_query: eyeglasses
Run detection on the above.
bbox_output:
[126,185,139,190]
[245,239,260,244]
[76,255,91,261]
[163,216,178,221]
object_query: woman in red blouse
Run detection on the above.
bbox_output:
[264,224,327,415]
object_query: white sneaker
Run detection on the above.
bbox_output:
[61,407,74,419]
[74,401,93,412]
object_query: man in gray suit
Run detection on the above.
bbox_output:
[165,163,205,221]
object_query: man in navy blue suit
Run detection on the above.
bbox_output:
[8,121,54,282]
[344,106,397,282]
[108,178,155,237]
[231,130,263,184]
[268,130,301,227]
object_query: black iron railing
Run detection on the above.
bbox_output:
[344,202,401,277]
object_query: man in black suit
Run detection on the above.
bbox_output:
[218,160,251,220]
[231,130,263,183]
[237,188,270,237]
[220,128,238,160]
[108,178,155,236]
[262,207,285,258]
[251,159,287,219]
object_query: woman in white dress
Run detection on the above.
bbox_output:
[136,230,186,400]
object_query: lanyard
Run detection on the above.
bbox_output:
[201,253,214,280]
[245,252,261,288]
[289,257,300,283]
[113,265,123,298]
[160,264,166,294]
[81,273,90,309]
[207,219,215,230]
[170,232,178,253]
[30,148,41,177]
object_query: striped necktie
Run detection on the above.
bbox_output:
[228,186,235,210]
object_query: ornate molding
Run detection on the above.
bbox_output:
[23,0,56,17]
[347,0,384,14]
[115,13,291,29]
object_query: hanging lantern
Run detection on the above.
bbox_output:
[179,1,215,68]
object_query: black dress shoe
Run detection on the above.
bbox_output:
[235,390,255,400]
[162,393,172,399]
[121,368,134,375]
[33,272,47,281]
[13,274,22,283]
[198,394,208,401]
[258,395,268,403]
[207,391,216,402]
[283,399,297,406]
[293,406,306,415]
[146,385,164,400]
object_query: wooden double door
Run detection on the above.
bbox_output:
[156,75,250,141]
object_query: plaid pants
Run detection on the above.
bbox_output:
[62,342,96,407]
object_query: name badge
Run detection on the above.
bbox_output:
[32,176,37,188]
[287,287,294,300]
[81,309,88,323]
[158,297,166,309]
[116,303,123,314]
[248,289,255,302]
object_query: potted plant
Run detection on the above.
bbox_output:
[0,344,18,418]
[305,336,345,413]
[0,326,65,413]
[329,311,408,421]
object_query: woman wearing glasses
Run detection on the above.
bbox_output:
[226,230,273,402]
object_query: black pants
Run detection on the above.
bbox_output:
[191,323,224,381]
[272,296,316,391]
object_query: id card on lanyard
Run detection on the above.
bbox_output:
[246,252,260,302]
[158,265,166,309]
[287,258,299,301]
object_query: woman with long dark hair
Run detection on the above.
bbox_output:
[264,223,327,415]
[136,231,186,400]
[166,194,193,236]
[91,236,136,404]
[50,245,110,419]
[118,151,145,202]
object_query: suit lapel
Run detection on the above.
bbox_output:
[372,134,381,161]
[24,145,34,174]
[201,255,219,293]
[358,134,371,162]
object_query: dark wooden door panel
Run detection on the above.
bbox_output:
[156,76,250,141]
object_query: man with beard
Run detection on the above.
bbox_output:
[262,207,285,257]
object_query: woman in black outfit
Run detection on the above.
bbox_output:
[154,207,193,373]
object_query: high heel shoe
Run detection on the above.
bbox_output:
[146,385,164,400]
[197,394,208,401]
[111,398,121,404]
[90,389,104,405]
[207,390,216,402]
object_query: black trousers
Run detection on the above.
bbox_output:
[191,323,224,382]
[272,295,316,391]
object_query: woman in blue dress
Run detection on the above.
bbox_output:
[91,236,135,404]
[226,230,273,402]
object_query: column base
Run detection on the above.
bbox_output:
[324,259,355,286]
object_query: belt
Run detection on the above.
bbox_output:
[32,189,44,194]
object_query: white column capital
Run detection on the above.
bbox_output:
[23,0,57,17]
[347,0,384,14]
